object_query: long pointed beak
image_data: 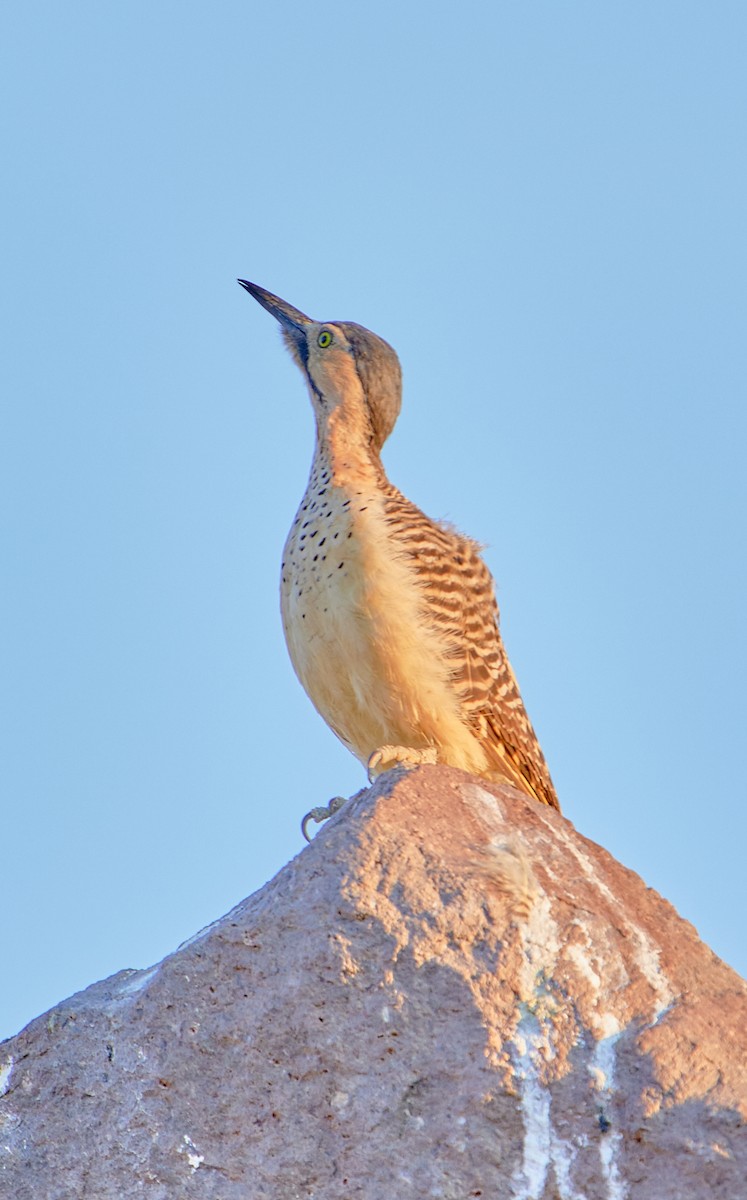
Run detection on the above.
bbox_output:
[237,280,312,335]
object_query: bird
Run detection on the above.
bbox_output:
[238,281,560,831]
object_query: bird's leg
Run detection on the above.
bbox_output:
[366,745,438,782]
[301,794,347,843]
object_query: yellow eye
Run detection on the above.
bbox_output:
[317,330,333,348]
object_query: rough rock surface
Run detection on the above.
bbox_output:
[1,765,746,1198]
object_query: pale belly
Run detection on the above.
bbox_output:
[279,476,484,771]
[280,482,395,760]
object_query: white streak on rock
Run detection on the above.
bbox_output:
[549,1130,586,1200]
[511,1012,582,1200]
[566,938,602,991]
[511,888,583,1199]
[593,1033,627,1200]
[179,1133,204,1173]
[541,817,674,1016]
[0,1058,13,1098]
[109,966,159,1000]
[463,782,507,826]
[600,1132,626,1200]
[511,1013,550,1199]
[519,890,560,1002]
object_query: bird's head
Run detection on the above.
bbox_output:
[238,280,402,453]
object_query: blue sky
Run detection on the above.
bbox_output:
[2,2,746,1040]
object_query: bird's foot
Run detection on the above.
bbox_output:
[301,795,347,843]
[366,745,438,783]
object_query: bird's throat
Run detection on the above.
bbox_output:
[315,402,384,492]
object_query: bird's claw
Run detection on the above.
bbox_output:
[301,795,347,843]
[301,747,439,840]
[366,744,438,783]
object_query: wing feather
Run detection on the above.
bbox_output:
[382,485,559,810]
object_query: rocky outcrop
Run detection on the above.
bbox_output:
[1,765,745,1197]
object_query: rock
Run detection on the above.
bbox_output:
[1,765,745,1198]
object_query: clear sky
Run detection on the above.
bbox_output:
[2,2,746,1041]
